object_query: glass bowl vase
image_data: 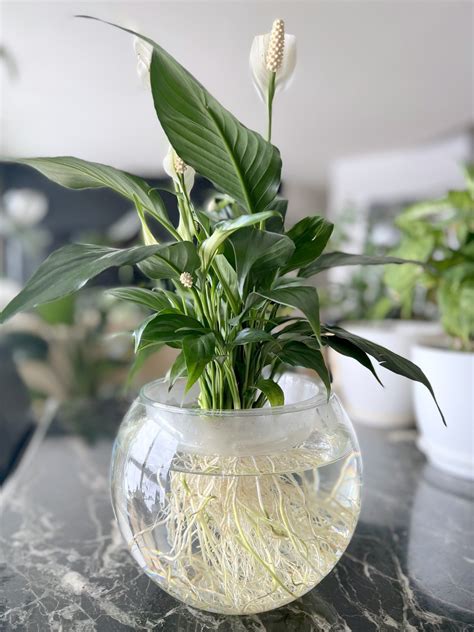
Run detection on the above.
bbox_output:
[110,373,362,615]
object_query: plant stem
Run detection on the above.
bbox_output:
[266,72,276,143]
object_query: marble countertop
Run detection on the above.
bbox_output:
[0,401,473,632]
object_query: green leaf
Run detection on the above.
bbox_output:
[324,324,446,424]
[125,343,163,390]
[232,328,275,346]
[256,378,284,407]
[324,335,382,386]
[279,341,331,397]
[15,156,172,232]
[138,241,200,280]
[0,243,168,323]
[266,198,288,233]
[77,17,281,214]
[182,332,216,391]
[200,212,278,269]
[167,351,187,389]
[135,313,206,351]
[256,286,321,344]
[284,216,334,271]
[300,251,417,277]
[213,254,240,312]
[108,287,173,312]
[230,229,295,295]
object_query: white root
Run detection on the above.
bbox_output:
[128,449,360,614]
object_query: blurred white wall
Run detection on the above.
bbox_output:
[1,0,473,217]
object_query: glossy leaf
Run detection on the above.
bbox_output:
[108,287,173,312]
[232,328,275,346]
[138,241,200,280]
[78,17,282,214]
[279,341,331,396]
[15,156,172,230]
[266,198,288,233]
[284,216,333,271]
[299,251,415,277]
[256,378,284,407]
[230,229,295,295]
[324,325,445,424]
[257,286,321,344]
[325,335,382,386]
[200,212,277,270]
[0,243,168,323]
[135,313,206,351]
[182,333,217,391]
[168,351,187,389]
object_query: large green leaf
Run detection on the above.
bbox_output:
[78,16,281,214]
[0,243,168,323]
[182,332,217,391]
[200,212,277,269]
[284,216,334,272]
[108,287,173,312]
[230,229,295,295]
[300,251,416,277]
[279,341,331,396]
[325,335,382,386]
[324,325,445,424]
[138,241,200,280]
[135,313,206,351]
[15,156,173,232]
[231,328,275,346]
[257,286,321,344]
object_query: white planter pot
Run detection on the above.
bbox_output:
[329,320,441,428]
[412,340,474,479]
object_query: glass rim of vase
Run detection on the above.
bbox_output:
[139,373,333,418]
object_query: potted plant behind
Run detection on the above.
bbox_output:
[384,171,474,479]
[326,208,441,428]
[0,17,444,615]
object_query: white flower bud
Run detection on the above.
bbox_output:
[179,272,193,289]
[133,37,152,87]
[163,145,195,192]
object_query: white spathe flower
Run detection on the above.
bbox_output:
[3,189,48,227]
[133,36,153,87]
[163,145,195,192]
[250,20,297,102]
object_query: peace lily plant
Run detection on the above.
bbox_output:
[0,15,448,615]
[0,16,444,421]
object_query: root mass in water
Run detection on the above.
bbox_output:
[126,447,361,615]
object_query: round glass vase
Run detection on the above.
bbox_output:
[110,373,362,615]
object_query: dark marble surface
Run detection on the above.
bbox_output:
[0,405,473,631]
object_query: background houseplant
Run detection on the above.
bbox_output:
[0,17,444,613]
[384,170,473,478]
[326,206,441,428]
